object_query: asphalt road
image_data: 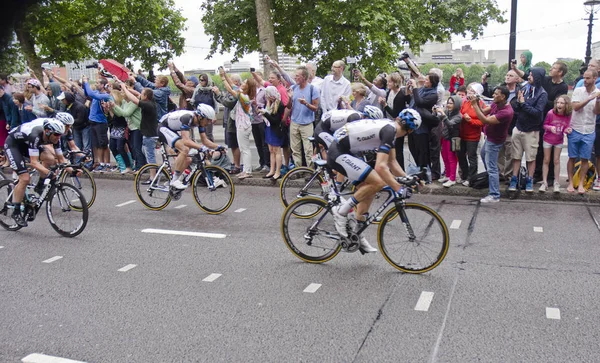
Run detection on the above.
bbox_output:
[2,179,600,363]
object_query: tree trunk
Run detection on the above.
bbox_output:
[254,0,278,74]
[15,22,44,81]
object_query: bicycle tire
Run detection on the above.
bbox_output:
[377,203,449,273]
[46,182,88,238]
[281,197,342,263]
[279,167,326,208]
[0,180,22,231]
[134,164,172,210]
[191,166,235,214]
[59,167,96,209]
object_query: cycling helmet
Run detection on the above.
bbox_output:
[43,119,66,135]
[196,104,216,120]
[26,79,42,88]
[363,105,384,119]
[397,108,422,131]
[55,112,74,125]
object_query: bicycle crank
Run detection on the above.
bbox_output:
[341,233,360,253]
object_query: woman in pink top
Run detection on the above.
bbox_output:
[540,95,572,193]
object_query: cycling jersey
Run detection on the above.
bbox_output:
[314,109,361,149]
[5,122,62,175]
[158,110,205,148]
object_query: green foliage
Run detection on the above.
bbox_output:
[563,59,585,86]
[201,0,505,76]
[533,61,551,74]
[20,0,187,71]
[0,33,26,75]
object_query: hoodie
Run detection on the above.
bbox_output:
[441,95,463,140]
[515,67,548,133]
[518,51,533,78]
[47,82,64,115]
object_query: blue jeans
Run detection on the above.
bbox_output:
[73,125,92,162]
[481,139,503,198]
[142,136,158,165]
[128,129,145,170]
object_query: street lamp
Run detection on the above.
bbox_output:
[584,0,600,65]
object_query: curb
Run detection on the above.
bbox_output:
[88,169,600,204]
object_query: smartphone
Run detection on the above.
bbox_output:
[250,67,256,72]
[511,59,517,65]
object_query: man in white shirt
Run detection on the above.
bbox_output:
[567,69,600,193]
[320,60,351,114]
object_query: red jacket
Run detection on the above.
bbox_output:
[459,101,484,142]
[449,75,465,94]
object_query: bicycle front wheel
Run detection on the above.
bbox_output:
[192,166,235,214]
[0,180,22,231]
[281,197,342,263]
[134,164,172,211]
[378,203,449,273]
[60,167,96,209]
[46,182,88,237]
[279,167,326,208]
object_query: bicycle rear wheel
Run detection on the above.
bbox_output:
[46,182,88,237]
[192,166,234,214]
[134,164,172,210]
[279,167,326,208]
[281,197,342,263]
[60,167,96,209]
[378,203,449,273]
[0,180,22,231]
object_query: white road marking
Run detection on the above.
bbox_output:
[546,307,561,320]
[174,204,187,209]
[303,283,322,293]
[0,246,4,249]
[42,256,63,264]
[202,273,222,282]
[118,264,137,272]
[449,220,462,230]
[534,226,544,233]
[22,353,86,363]
[141,228,226,239]
[414,291,435,311]
[116,200,136,207]
[234,208,246,213]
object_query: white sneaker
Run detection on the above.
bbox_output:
[539,182,547,193]
[359,235,378,253]
[553,182,561,193]
[170,179,188,190]
[330,205,349,237]
[213,177,227,188]
[462,180,470,187]
[593,179,600,191]
[442,180,456,188]
[480,195,500,203]
[438,176,449,183]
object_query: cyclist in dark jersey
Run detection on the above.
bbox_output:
[4,119,68,226]
[157,104,225,189]
[327,108,422,252]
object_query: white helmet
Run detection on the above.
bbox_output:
[397,108,422,131]
[196,104,216,120]
[43,119,66,135]
[363,105,384,119]
[55,112,74,125]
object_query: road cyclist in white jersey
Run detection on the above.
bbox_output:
[327,108,422,252]
[157,104,226,189]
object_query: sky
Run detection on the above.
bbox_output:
[167,0,600,73]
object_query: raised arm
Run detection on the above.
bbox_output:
[251,71,266,87]
[220,69,239,98]
[121,83,140,105]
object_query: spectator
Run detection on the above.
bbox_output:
[508,67,549,192]
[213,75,242,174]
[43,82,63,116]
[24,79,50,118]
[82,76,112,171]
[260,86,285,179]
[496,70,521,181]
[190,73,218,141]
[250,77,270,172]
[59,91,89,160]
[512,50,533,80]
[567,69,600,193]
[0,74,15,95]
[458,83,485,186]
[220,68,257,179]
[122,85,158,176]
[320,60,351,113]
[456,86,467,99]
[46,70,88,106]
[287,66,320,169]
[471,86,514,203]
[0,86,18,130]
[449,68,465,95]
[356,70,387,107]
[168,62,197,111]
[540,95,572,193]
[429,68,445,181]
[12,92,35,126]
[105,87,132,173]
[574,58,599,88]
[379,72,410,169]
[437,95,463,188]
[111,83,144,171]
[134,74,171,121]
[305,62,324,90]
[343,83,368,112]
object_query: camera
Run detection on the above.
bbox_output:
[399,52,410,61]
[85,62,99,69]
[250,67,255,72]
[511,59,517,65]
[483,72,491,79]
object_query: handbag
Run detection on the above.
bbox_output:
[451,137,461,152]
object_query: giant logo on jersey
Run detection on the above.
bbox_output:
[357,134,375,142]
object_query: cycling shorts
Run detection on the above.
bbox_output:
[327,140,373,185]
[158,126,181,149]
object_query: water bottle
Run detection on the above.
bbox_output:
[182,169,192,184]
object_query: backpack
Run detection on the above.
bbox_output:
[469,171,489,189]
[572,161,597,190]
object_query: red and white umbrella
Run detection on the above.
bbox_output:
[99,59,131,81]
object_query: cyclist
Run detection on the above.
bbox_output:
[157,104,225,189]
[327,108,422,252]
[314,106,384,149]
[4,119,68,226]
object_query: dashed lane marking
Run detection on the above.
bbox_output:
[141,228,226,239]
[414,291,435,311]
[202,273,222,282]
[174,204,187,209]
[450,220,462,230]
[0,246,4,249]
[42,256,63,263]
[303,283,322,293]
[118,264,137,272]
[116,200,136,207]
[534,227,544,233]
[546,307,561,320]
[22,353,86,363]
[234,208,246,213]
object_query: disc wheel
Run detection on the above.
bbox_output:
[134,164,172,210]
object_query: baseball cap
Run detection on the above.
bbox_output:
[56,92,66,100]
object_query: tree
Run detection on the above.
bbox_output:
[254,0,278,73]
[533,61,551,75]
[0,33,26,75]
[201,0,505,76]
[13,0,186,80]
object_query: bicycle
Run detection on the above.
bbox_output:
[0,165,89,237]
[280,160,449,274]
[134,143,235,214]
